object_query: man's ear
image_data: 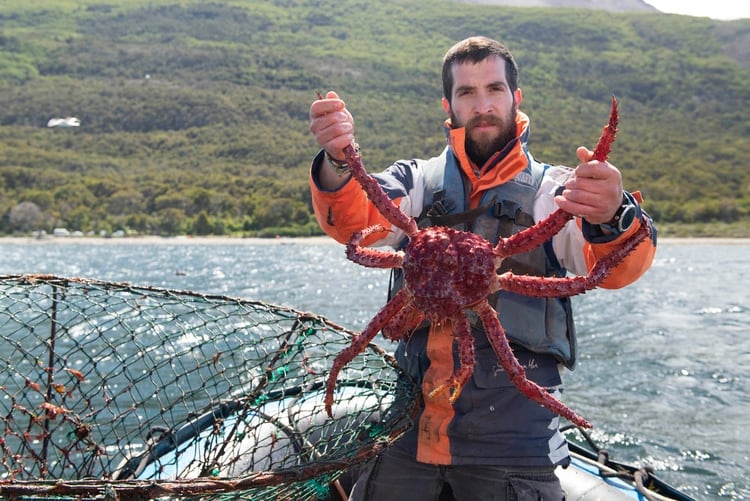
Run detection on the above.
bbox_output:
[441,97,450,116]
[514,88,523,106]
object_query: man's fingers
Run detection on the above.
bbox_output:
[576,146,593,163]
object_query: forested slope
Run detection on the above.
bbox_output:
[0,0,747,236]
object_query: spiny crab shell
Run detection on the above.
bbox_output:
[403,228,497,316]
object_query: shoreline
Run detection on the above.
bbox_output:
[0,235,748,245]
[0,235,338,245]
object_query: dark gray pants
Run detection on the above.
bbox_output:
[349,446,563,501]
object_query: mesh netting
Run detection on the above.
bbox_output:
[0,274,419,500]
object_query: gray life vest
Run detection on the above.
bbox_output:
[389,147,577,368]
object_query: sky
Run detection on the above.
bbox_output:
[644,0,750,20]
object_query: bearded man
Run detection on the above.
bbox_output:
[308,36,656,501]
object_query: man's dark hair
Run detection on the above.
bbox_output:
[442,36,519,103]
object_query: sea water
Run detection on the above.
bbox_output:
[1,237,747,499]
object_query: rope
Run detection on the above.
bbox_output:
[561,425,688,501]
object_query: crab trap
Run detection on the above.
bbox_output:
[0,274,419,500]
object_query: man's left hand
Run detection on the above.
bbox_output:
[554,146,623,225]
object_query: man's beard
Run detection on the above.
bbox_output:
[456,108,518,167]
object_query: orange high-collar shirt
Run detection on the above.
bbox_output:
[445,111,532,210]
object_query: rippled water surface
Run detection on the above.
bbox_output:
[1,237,748,499]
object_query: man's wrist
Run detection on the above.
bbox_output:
[325,152,351,178]
[601,192,638,234]
[582,191,642,243]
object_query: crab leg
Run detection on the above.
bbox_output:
[324,288,411,417]
[495,210,573,258]
[591,96,619,163]
[495,96,619,259]
[382,300,423,341]
[428,313,475,402]
[497,222,650,298]
[346,224,405,268]
[475,301,592,429]
[344,144,419,237]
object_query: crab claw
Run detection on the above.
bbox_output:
[591,96,618,162]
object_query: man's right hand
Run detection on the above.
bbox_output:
[309,91,355,163]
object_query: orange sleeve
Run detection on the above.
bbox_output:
[309,153,393,245]
[582,192,657,289]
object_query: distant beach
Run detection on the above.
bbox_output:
[0,235,338,245]
[0,235,748,246]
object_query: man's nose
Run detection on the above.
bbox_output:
[473,93,493,114]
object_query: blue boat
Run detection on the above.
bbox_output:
[115,382,694,501]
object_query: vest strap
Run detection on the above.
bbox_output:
[422,197,496,229]
[493,200,535,228]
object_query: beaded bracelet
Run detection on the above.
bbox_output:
[325,143,359,178]
[326,152,351,177]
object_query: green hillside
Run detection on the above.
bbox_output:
[1,0,748,237]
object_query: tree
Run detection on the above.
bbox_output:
[8,201,45,233]
[154,207,186,235]
[193,211,213,235]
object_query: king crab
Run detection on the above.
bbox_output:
[324,97,650,428]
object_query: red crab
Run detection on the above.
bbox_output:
[324,97,650,428]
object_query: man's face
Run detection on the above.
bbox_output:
[443,55,520,166]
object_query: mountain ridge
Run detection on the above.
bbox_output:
[457,0,658,15]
